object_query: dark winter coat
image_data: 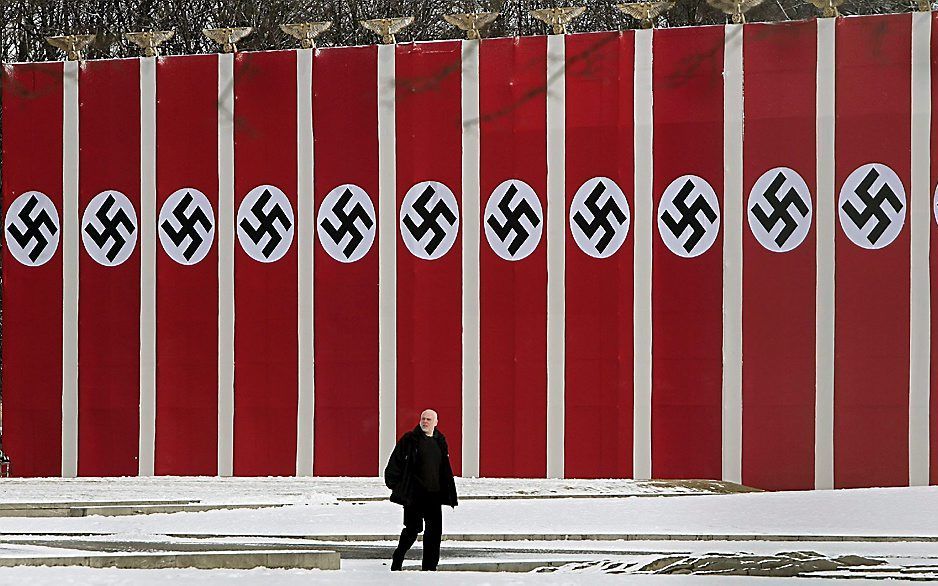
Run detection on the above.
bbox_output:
[384,426,458,508]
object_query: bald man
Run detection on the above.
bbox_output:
[384,409,458,571]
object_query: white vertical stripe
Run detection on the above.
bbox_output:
[62,60,80,478]
[909,11,931,488]
[815,18,836,491]
[138,57,157,476]
[296,49,315,477]
[546,34,566,480]
[461,39,482,478]
[217,53,235,477]
[633,29,654,481]
[377,44,397,474]
[722,24,744,484]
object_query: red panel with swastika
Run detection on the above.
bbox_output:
[479,36,548,477]
[564,31,635,478]
[741,20,817,490]
[232,50,299,475]
[78,58,141,476]
[394,41,464,473]
[834,14,911,488]
[1,62,64,476]
[154,54,219,475]
[313,46,381,475]
[650,24,725,480]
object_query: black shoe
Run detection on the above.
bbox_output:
[391,555,404,571]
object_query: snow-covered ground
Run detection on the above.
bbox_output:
[0,479,936,537]
[0,477,935,583]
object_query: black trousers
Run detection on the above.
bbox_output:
[391,494,443,571]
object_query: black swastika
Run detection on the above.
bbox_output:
[751,172,809,247]
[239,189,292,259]
[84,194,135,262]
[8,195,56,262]
[842,167,903,246]
[402,184,457,255]
[572,181,627,254]
[487,183,540,256]
[320,188,374,259]
[660,179,717,253]
[161,192,212,261]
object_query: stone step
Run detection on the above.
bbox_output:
[432,559,579,572]
[0,500,195,510]
[339,479,761,502]
[0,550,340,570]
[0,502,286,518]
[4,531,937,543]
[169,532,938,543]
[69,503,286,517]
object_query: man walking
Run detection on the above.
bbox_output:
[384,409,458,571]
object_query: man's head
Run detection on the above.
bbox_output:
[419,409,438,436]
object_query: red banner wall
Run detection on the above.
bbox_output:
[651,25,725,480]
[742,21,817,490]
[394,41,464,472]
[834,14,911,488]
[479,36,548,477]
[313,46,380,475]
[564,31,635,478]
[232,51,298,475]
[3,15,936,485]
[155,54,219,475]
[1,63,64,476]
[78,59,141,476]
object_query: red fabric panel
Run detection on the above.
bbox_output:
[1,63,64,476]
[564,32,635,478]
[930,12,938,486]
[154,55,219,475]
[741,21,817,490]
[651,25,724,480]
[78,59,141,476]
[394,42,463,473]
[313,46,380,475]
[834,14,911,488]
[232,51,298,475]
[479,36,548,477]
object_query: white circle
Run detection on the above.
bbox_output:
[317,184,377,263]
[4,191,60,267]
[747,167,813,253]
[237,185,295,263]
[657,175,720,258]
[838,163,906,250]
[569,177,630,259]
[484,179,543,261]
[400,181,460,261]
[81,190,138,267]
[158,188,215,265]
